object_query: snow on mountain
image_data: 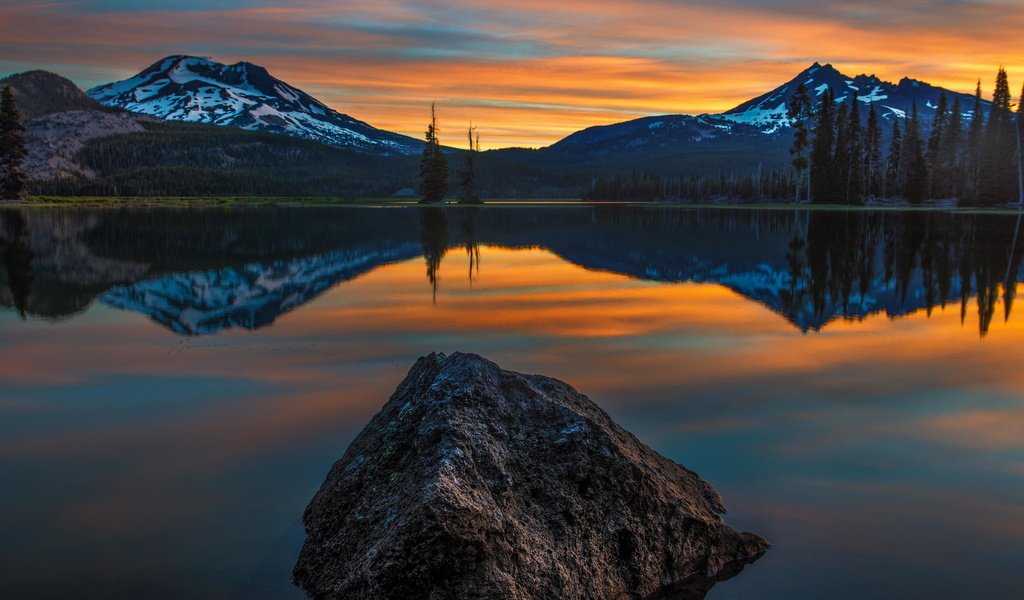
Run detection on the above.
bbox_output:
[720,62,982,132]
[548,62,986,155]
[87,55,422,156]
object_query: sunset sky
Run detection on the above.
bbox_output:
[3,0,1024,148]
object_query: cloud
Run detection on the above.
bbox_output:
[2,0,1023,147]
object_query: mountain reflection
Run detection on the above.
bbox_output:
[1,206,1021,336]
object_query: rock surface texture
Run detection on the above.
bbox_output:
[294,352,768,599]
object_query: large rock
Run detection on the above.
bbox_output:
[294,352,768,599]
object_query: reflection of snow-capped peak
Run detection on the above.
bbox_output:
[101,243,420,335]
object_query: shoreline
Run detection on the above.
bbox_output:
[6,196,1024,215]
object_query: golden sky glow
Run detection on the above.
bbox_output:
[4,1,1024,147]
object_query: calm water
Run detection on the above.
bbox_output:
[1,205,1022,599]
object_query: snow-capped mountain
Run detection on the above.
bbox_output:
[721,62,982,132]
[87,55,422,155]
[546,63,985,157]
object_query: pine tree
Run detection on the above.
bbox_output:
[420,102,449,204]
[904,104,929,203]
[457,124,482,204]
[833,101,852,203]
[865,105,882,199]
[886,120,902,198]
[936,95,963,199]
[979,67,1016,205]
[810,88,835,204]
[846,94,863,203]
[1016,82,1024,205]
[787,83,812,202]
[0,86,28,199]
[926,92,947,197]
[965,80,986,204]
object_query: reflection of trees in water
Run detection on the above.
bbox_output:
[460,208,480,285]
[4,205,1024,337]
[419,207,448,303]
[419,208,482,298]
[787,210,1024,337]
[1,210,34,318]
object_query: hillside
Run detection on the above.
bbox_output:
[87,55,422,155]
[0,70,420,194]
[538,63,984,165]
[1,70,112,120]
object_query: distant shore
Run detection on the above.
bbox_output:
[7,196,1024,215]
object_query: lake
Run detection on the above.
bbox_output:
[1,205,1021,599]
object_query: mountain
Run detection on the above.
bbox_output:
[87,55,422,156]
[543,63,985,162]
[12,59,994,197]
[1,70,113,120]
[1,71,149,180]
[540,114,781,168]
[721,62,980,131]
[0,69,418,193]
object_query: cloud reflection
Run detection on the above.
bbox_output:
[1,243,1023,597]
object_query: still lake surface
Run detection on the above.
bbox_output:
[1,205,1022,599]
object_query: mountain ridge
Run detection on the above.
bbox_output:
[86,55,423,155]
[545,62,986,158]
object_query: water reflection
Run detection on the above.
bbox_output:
[420,207,448,303]
[1,210,33,318]
[1,209,1022,599]
[1,206,1022,337]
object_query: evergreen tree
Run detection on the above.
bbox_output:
[904,104,929,203]
[419,102,449,204]
[0,86,28,199]
[886,120,902,198]
[457,124,482,204]
[1016,83,1024,205]
[936,95,963,199]
[787,83,813,202]
[832,101,851,203]
[965,80,986,204]
[979,67,1016,205]
[810,88,835,204]
[865,105,882,199]
[846,94,863,203]
[927,92,947,197]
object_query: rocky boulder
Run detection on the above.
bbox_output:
[294,352,768,599]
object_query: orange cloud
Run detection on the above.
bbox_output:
[3,1,1024,147]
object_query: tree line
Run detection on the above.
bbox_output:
[583,169,796,202]
[791,67,1024,206]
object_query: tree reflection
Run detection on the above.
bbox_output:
[788,210,1024,336]
[1,210,34,318]
[3,206,1024,338]
[460,208,481,286]
[419,207,449,303]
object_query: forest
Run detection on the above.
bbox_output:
[586,67,1024,205]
